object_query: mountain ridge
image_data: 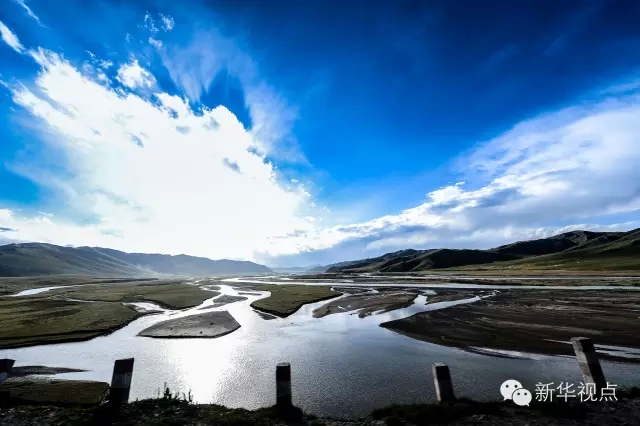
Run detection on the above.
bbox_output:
[0,243,272,277]
[324,229,640,273]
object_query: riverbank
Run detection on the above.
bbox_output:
[1,391,639,425]
[0,277,160,297]
[312,291,418,318]
[381,289,640,362]
[246,284,341,317]
[288,273,640,286]
[0,281,219,349]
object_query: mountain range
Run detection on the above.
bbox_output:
[0,243,271,277]
[2,228,639,277]
[324,229,640,273]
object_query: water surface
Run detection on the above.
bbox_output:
[1,284,639,418]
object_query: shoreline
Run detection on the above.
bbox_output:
[380,288,640,364]
[248,289,343,318]
[0,312,148,350]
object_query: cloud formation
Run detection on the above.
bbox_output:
[116,59,156,89]
[0,29,314,260]
[146,21,304,164]
[1,10,640,267]
[259,90,640,265]
[0,21,24,53]
[12,0,42,25]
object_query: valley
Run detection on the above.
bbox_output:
[1,229,640,418]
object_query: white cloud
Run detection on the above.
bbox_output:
[12,0,42,25]
[160,14,175,31]
[0,20,24,53]
[116,59,156,89]
[148,37,163,49]
[2,48,314,260]
[142,12,158,35]
[158,29,305,163]
[258,89,640,265]
[3,13,640,266]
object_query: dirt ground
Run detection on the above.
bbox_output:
[380,289,640,362]
[1,395,639,425]
[312,291,418,318]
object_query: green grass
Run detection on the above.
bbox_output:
[0,276,146,296]
[328,228,640,274]
[0,281,218,348]
[0,379,108,406]
[248,284,341,317]
[47,281,219,309]
[0,298,141,348]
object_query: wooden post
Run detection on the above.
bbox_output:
[571,337,606,390]
[0,359,15,410]
[109,358,134,409]
[0,392,9,410]
[432,363,455,402]
[276,363,292,410]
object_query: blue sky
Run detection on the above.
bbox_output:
[1,0,640,267]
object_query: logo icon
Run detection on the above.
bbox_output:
[500,379,532,407]
[500,379,523,400]
[512,389,533,406]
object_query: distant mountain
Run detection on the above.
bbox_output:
[272,265,324,274]
[325,229,640,273]
[304,265,330,273]
[506,228,640,270]
[0,243,272,277]
[489,230,625,257]
[326,248,518,273]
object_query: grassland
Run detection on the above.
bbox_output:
[413,268,640,276]
[294,273,640,287]
[0,378,108,406]
[45,281,219,309]
[326,229,640,274]
[0,276,158,297]
[0,297,141,348]
[0,281,218,348]
[247,284,341,317]
[0,279,343,348]
[415,277,640,286]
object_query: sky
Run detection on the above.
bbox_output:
[1,0,640,267]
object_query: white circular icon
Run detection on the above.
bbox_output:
[500,379,523,400]
[512,388,532,406]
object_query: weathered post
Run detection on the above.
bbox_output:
[109,358,134,409]
[432,362,455,402]
[571,337,606,390]
[0,359,15,410]
[276,362,292,410]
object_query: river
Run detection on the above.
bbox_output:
[1,280,640,418]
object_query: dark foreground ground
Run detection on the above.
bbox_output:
[1,391,640,426]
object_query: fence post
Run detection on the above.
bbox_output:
[109,358,134,409]
[276,363,292,410]
[571,337,606,390]
[432,363,455,402]
[0,359,15,410]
